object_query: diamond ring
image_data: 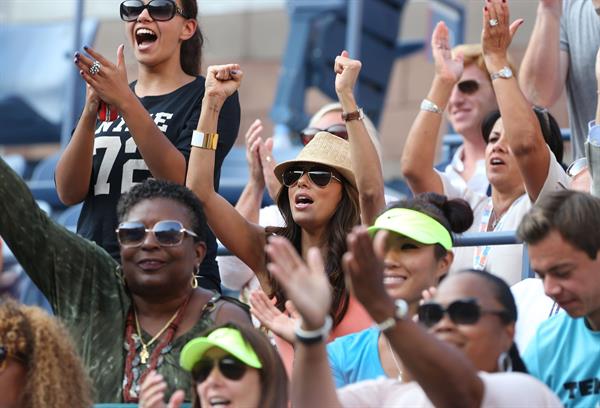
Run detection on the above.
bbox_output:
[89,60,101,76]
[489,18,499,27]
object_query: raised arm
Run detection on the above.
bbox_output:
[401,22,463,195]
[57,45,188,205]
[186,65,269,288]
[482,1,549,202]
[334,51,385,225]
[518,0,569,107]
[343,227,483,408]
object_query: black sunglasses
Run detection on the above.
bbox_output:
[116,220,198,247]
[299,124,348,145]
[192,355,247,383]
[120,0,190,22]
[418,298,510,328]
[457,79,480,95]
[282,166,342,188]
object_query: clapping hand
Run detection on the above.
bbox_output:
[266,236,331,331]
[74,45,132,111]
[138,371,184,408]
[205,64,243,103]
[481,0,523,68]
[249,290,300,343]
[244,119,266,187]
[431,22,464,85]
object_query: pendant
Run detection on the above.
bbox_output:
[140,345,149,364]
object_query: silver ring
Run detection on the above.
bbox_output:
[89,60,101,76]
[488,18,499,27]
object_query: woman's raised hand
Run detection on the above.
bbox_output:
[205,64,243,103]
[266,236,331,330]
[138,371,185,408]
[342,226,390,315]
[481,0,523,67]
[249,290,299,343]
[431,22,464,84]
[74,45,132,111]
[244,119,266,187]
[334,50,362,96]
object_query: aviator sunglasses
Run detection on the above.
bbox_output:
[192,355,248,383]
[116,220,198,247]
[120,0,190,22]
[299,124,348,146]
[418,298,510,328]
[282,166,342,188]
[456,79,480,95]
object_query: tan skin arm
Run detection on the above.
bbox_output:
[518,0,569,107]
[56,46,187,205]
[401,22,462,196]
[185,65,270,291]
[334,51,386,225]
[483,2,550,202]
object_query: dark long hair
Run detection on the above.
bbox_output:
[191,323,288,408]
[267,178,361,327]
[458,269,528,373]
[179,0,203,76]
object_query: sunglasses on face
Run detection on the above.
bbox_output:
[120,0,189,22]
[0,345,26,372]
[299,124,348,145]
[417,298,510,328]
[116,220,198,247]
[456,79,480,95]
[282,166,342,188]
[192,355,247,383]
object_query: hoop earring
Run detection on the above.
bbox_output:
[191,265,200,289]
[497,351,512,372]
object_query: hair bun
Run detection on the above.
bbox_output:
[419,193,473,234]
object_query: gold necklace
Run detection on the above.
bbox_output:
[385,336,403,382]
[134,308,180,364]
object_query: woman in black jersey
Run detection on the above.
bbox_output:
[55,0,239,291]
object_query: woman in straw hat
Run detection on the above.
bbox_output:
[186,52,385,368]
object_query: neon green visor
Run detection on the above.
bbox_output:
[180,327,262,371]
[367,208,453,250]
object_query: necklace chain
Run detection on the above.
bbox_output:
[134,308,180,364]
[385,336,403,382]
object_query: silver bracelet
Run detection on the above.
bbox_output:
[295,315,333,344]
[420,99,443,114]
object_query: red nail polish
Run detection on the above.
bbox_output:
[484,6,488,11]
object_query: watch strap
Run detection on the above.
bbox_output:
[375,299,409,333]
[490,66,512,81]
[420,99,443,114]
[191,130,219,150]
[295,315,333,345]
[342,107,364,122]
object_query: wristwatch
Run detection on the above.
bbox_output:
[420,99,443,114]
[342,107,364,122]
[375,299,409,332]
[295,315,333,345]
[490,66,513,81]
[191,130,219,150]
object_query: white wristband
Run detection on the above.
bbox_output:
[295,315,333,344]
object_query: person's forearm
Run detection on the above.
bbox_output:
[337,91,385,225]
[234,180,264,223]
[119,93,186,183]
[519,2,564,106]
[55,111,96,205]
[401,76,452,194]
[293,342,343,408]
[367,300,483,408]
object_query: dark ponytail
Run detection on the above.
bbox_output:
[179,0,203,76]
[508,343,528,373]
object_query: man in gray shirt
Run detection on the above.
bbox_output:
[520,0,600,160]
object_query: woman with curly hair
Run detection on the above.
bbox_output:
[0,300,92,408]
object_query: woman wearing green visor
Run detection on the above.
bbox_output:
[138,323,288,408]
[326,193,472,387]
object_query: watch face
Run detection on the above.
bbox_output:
[501,68,512,78]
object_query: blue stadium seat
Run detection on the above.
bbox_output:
[27,152,64,210]
[0,19,99,145]
[56,203,83,232]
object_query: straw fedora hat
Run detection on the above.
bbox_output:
[274,131,356,189]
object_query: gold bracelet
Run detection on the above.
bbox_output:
[191,130,219,150]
